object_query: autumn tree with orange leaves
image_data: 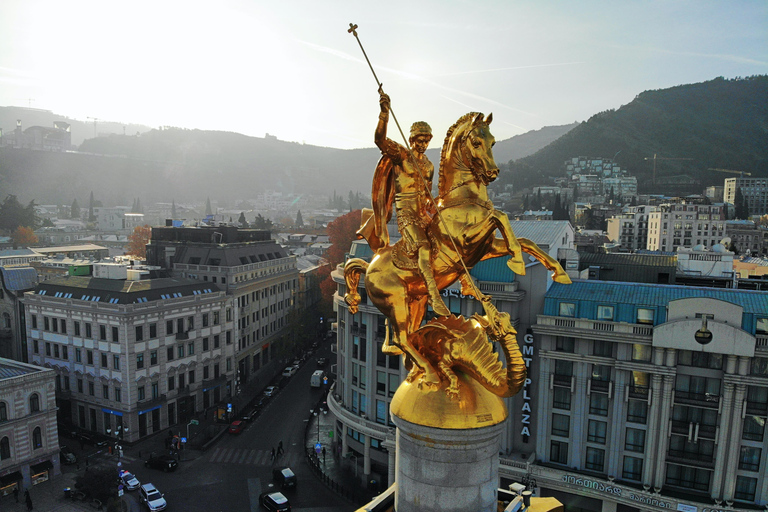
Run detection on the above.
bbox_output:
[126,225,152,259]
[318,210,362,312]
[11,226,38,248]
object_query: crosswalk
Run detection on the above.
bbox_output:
[208,447,301,466]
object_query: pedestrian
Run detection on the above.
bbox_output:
[13,486,18,502]
[278,440,283,452]
[25,489,33,511]
[322,446,326,463]
[270,447,275,461]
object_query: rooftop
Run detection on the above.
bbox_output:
[33,276,222,304]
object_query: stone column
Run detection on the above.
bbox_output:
[652,373,675,490]
[341,423,349,457]
[392,414,504,512]
[363,434,371,476]
[382,439,396,486]
[711,382,735,498]
[722,384,747,502]
[643,372,663,486]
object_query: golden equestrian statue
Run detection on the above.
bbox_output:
[345,23,571,427]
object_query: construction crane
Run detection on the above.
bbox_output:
[87,117,101,138]
[645,154,694,185]
[708,168,752,177]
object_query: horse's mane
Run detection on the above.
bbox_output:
[438,112,482,197]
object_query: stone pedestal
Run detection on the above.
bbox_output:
[392,414,504,512]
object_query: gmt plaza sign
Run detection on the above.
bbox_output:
[521,333,534,439]
[561,475,674,509]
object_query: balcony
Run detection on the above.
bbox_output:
[628,385,649,399]
[176,331,190,340]
[590,379,610,393]
[553,374,572,387]
[674,390,719,408]
[667,449,715,469]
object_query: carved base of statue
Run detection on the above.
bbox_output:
[391,398,505,512]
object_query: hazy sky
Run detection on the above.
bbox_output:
[1,1,766,149]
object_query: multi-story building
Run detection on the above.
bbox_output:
[329,221,577,487]
[92,207,145,233]
[147,225,299,384]
[606,206,656,251]
[0,267,38,361]
[504,279,768,511]
[23,274,235,442]
[724,177,768,217]
[646,203,726,251]
[0,358,60,495]
[726,220,766,257]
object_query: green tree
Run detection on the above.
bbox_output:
[71,198,81,219]
[88,191,96,222]
[0,195,38,234]
[253,214,273,231]
[205,197,213,216]
[295,210,304,228]
[238,212,247,227]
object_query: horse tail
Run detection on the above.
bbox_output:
[343,258,369,314]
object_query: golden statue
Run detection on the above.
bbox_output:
[344,101,571,426]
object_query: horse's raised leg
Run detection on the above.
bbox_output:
[517,238,572,283]
[402,296,441,390]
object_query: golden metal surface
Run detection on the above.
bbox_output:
[344,100,571,428]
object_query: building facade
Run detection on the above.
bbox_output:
[0,358,60,495]
[647,203,727,252]
[0,267,38,361]
[724,177,768,217]
[606,206,656,251]
[502,280,768,511]
[23,275,236,442]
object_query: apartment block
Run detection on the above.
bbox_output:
[606,206,656,251]
[647,203,726,251]
[724,178,768,216]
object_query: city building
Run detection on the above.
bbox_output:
[146,225,299,384]
[606,206,656,251]
[500,279,768,511]
[647,203,726,252]
[0,119,72,151]
[0,266,38,361]
[92,207,145,233]
[22,273,236,442]
[726,220,766,257]
[724,177,768,217]
[329,220,577,487]
[0,358,60,495]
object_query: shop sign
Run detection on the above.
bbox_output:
[521,333,535,439]
[561,475,674,509]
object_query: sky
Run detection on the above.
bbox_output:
[1,0,766,150]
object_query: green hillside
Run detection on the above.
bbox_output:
[495,76,768,195]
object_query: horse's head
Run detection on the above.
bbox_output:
[463,113,498,185]
[439,112,499,196]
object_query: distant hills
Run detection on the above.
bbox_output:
[1,75,766,206]
[495,76,768,195]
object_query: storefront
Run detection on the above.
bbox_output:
[30,460,53,486]
[0,471,22,496]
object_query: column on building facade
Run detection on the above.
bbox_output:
[364,434,372,476]
[382,439,396,487]
[722,383,747,503]
[711,381,735,498]
[341,421,349,457]
[606,369,628,479]
[570,358,588,469]
[535,349,552,461]
[652,373,675,490]
[643,371,664,486]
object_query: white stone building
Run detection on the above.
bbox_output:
[646,203,727,252]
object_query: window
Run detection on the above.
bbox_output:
[625,428,645,452]
[77,379,83,393]
[188,370,195,384]
[597,305,614,321]
[87,350,93,365]
[553,387,571,410]
[550,440,568,464]
[588,420,606,444]
[113,355,120,370]
[136,353,144,369]
[734,476,757,501]
[166,320,174,335]
[202,313,209,327]
[44,317,49,330]
[112,326,119,342]
[678,350,723,369]
[167,347,174,361]
[29,393,40,412]
[555,337,574,352]
[738,446,762,471]
[377,372,386,395]
[665,464,711,492]
[751,357,768,376]
[0,402,7,422]
[74,321,80,336]
[149,323,157,338]
[88,382,94,396]
[85,323,92,338]
[168,376,175,391]
[102,385,109,399]
[636,308,654,324]
[213,311,220,325]
[31,314,37,329]
[622,456,643,481]
[75,348,81,362]
[99,325,107,340]
[151,382,159,399]
[114,387,121,402]
[203,366,209,379]
[203,337,209,351]
[62,346,68,360]
[591,365,611,382]
[674,374,721,401]
[554,359,573,377]
[177,345,184,358]
[632,344,652,362]
[135,325,144,341]
[101,353,108,367]
[756,317,768,334]
[743,416,765,441]
[559,302,575,317]
[61,320,67,334]
[179,373,185,389]
[45,343,51,356]
[33,340,38,354]
[589,393,609,416]
[32,427,42,449]
[214,335,220,348]
[585,447,605,472]
[188,342,195,355]
[138,386,145,400]
[187,316,194,330]
[0,436,10,460]
[593,340,612,357]
[551,414,570,437]
[627,399,648,424]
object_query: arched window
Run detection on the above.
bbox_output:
[0,401,7,422]
[29,393,40,413]
[0,436,10,459]
[32,427,42,449]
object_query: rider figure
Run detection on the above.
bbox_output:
[375,91,451,317]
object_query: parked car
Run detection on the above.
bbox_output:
[281,366,298,378]
[272,467,297,490]
[240,407,259,422]
[145,454,178,472]
[316,357,327,367]
[140,483,167,511]
[60,446,77,465]
[228,420,245,434]
[259,491,291,511]
[120,471,141,491]
[263,386,278,397]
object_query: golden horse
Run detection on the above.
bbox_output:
[345,112,571,390]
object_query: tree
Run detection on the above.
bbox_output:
[75,467,120,509]
[734,187,750,219]
[11,226,38,247]
[71,198,81,219]
[238,212,247,227]
[319,210,362,309]
[295,210,304,228]
[126,225,152,259]
[0,195,38,234]
[205,197,213,216]
[171,200,177,219]
[522,194,529,211]
[88,191,96,222]
[253,214,273,231]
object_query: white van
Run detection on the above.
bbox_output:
[310,370,325,388]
